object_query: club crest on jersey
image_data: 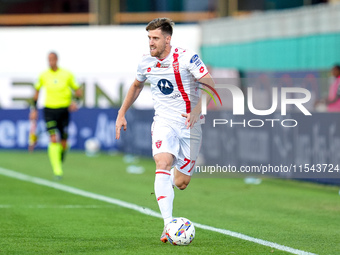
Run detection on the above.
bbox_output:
[155,140,162,149]
[157,79,174,95]
[155,62,170,68]
[190,54,202,67]
[173,62,179,72]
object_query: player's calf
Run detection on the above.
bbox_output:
[174,180,189,190]
[172,167,191,190]
[176,183,188,190]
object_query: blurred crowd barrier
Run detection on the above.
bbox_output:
[201,3,340,70]
[1,108,339,185]
[243,70,330,112]
[0,109,120,151]
[0,25,199,109]
[210,70,331,113]
[0,108,153,156]
[200,111,340,185]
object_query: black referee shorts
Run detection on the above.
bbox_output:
[43,107,70,140]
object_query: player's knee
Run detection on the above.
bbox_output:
[156,162,171,170]
[154,156,173,170]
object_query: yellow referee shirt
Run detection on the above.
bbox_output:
[35,68,79,109]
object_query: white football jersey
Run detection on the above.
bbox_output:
[136,46,208,124]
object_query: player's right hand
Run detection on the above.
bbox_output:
[115,114,127,140]
[29,109,38,120]
[69,101,79,112]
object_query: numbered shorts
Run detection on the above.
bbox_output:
[43,107,69,140]
[151,119,202,176]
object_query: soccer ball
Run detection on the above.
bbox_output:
[84,138,101,156]
[165,217,195,245]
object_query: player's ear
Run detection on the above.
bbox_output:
[166,35,171,44]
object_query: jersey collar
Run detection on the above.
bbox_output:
[156,46,173,62]
[50,67,59,72]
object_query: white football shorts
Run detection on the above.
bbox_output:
[151,117,202,176]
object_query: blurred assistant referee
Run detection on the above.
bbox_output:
[29,52,82,180]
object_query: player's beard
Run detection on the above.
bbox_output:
[150,43,166,58]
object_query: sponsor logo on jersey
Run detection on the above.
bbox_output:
[155,140,162,149]
[147,67,151,72]
[190,54,199,63]
[199,66,205,73]
[155,62,170,68]
[190,54,202,67]
[169,93,181,99]
[157,79,174,95]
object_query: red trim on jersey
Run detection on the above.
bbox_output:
[155,171,171,175]
[197,71,209,80]
[157,196,167,201]
[173,53,191,113]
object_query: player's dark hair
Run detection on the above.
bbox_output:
[146,18,174,36]
[333,64,340,71]
[49,51,58,59]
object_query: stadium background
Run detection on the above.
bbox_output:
[1,0,340,184]
[0,0,340,183]
[1,1,340,254]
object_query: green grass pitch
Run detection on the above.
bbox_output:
[0,150,339,254]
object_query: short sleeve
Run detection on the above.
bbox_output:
[136,61,147,82]
[34,74,43,90]
[185,50,209,80]
[68,72,80,90]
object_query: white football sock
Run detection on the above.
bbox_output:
[170,168,175,186]
[154,169,174,226]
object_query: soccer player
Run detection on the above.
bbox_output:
[325,64,340,112]
[29,52,82,179]
[115,18,215,242]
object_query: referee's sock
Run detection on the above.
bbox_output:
[154,169,174,226]
[61,150,66,162]
[61,144,68,162]
[48,143,63,176]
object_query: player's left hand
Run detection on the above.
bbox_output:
[181,111,200,129]
[29,109,38,120]
[69,102,79,112]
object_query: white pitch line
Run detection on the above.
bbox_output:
[0,204,113,209]
[0,167,317,255]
